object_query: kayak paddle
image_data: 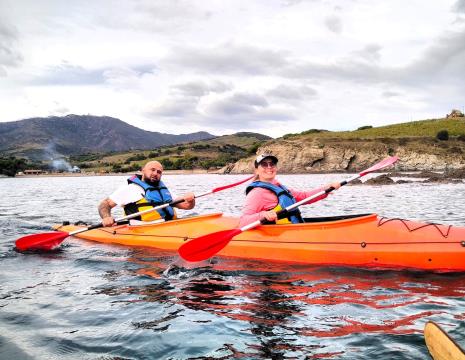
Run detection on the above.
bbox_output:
[178,156,399,262]
[15,175,254,252]
[424,321,465,360]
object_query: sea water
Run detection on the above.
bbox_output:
[1,174,464,359]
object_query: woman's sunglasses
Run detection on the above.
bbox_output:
[259,161,277,168]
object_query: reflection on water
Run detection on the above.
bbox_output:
[1,175,465,359]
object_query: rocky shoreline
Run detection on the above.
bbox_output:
[355,169,465,185]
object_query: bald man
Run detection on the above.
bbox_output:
[98,161,195,226]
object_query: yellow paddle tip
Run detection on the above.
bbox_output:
[424,321,465,360]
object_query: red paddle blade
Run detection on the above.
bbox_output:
[211,175,254,193]
[179,228,243,262]
[360,156,398,176]
[15,231,69,251]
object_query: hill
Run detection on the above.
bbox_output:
[71,132,272,173]
[0,114,214,161]
[226,117,465,173]
[283,118,465,139]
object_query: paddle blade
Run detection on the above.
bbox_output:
[424,321,465,360]
[179,228,243,262]
[15,231,69,251]
[359,156,398,176]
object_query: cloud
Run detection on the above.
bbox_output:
[0,22,23,76]
[205,92,269,116]
[28,61,157,86]
[401,29,465,86]
[382,91,401,98]
[453,0,465,13]
[165,43,289,75]
[351,44,382,63]
[172,79,233,97]
[324,15,343,34]
[266,84,318,101]
[147,96,198,118]
[96,0,211,33]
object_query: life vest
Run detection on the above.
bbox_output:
[123,175,177,221]
[245,181,303,224]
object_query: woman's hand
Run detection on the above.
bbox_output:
[263,210,278,222]
[326,182,341,191]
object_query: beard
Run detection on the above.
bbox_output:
[143,177,160,186]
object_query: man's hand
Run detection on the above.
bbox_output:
[182,192,195,202]
[102,216,115,227]
[98,198,117,226]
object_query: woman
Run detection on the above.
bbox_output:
[239,153,341,227]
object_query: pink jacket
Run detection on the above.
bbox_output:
[238,179,327,227]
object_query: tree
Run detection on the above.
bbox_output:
[436,130,449,141]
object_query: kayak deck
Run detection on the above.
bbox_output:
[54,213,465,271]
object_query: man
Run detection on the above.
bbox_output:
[98,160,195,226]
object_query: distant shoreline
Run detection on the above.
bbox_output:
[14,169,219,177]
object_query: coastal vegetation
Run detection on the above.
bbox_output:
[282,118,465,139]
[0,156,45,177]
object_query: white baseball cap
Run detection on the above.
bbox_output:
[254,153,278,168]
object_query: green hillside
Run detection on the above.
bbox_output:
[283,118,465,140]
[71,132,271,173]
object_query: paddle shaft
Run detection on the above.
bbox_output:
[68,175,255,236]
[240,173,360,232]
[68,198,186,236]
[178,156,399,262]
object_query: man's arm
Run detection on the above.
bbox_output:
[98,198,118,226]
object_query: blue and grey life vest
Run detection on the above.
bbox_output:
[245,181,303,224]
[123,175,176,221]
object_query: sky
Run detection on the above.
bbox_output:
[1,0,465,138]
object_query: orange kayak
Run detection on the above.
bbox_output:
[54,213,465,271]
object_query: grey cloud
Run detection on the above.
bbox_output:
[0,22,23,75]
[352,44,382,63]
[282,59,383,83]
[166,43,289,75]
[382,91,401,98]
[453,0,465,13]
[324,15,343,34]
[401,29,465,86]
[267,84,318,100]
[173,80,232,97]
[147,96,198,118]
[206,93,269,116]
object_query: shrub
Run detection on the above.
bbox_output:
[436,130,449,141]
[357,125,373,130]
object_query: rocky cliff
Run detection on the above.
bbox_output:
[223,137,465,173]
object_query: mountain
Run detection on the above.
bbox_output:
[0,114,215,160]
